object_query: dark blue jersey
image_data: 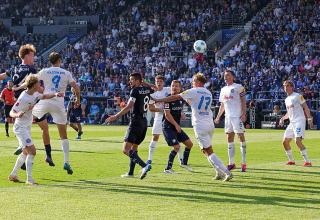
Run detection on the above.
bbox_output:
[162,98,184,128]
[12,64,37,98]
[129,86,152,120]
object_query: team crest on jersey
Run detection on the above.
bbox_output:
[15,102,19,106]
[26,138,31,143]
[231,89,234,93]
[164,103,169,108]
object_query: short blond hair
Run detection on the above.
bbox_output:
[283,80,294,88]
[193,72,207,84]
[25,75,39,89]
[19,44,36,59]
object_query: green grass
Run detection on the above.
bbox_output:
[0,125,319,220]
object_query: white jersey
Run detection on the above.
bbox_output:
[37,67,75,102]
[150,87,171,119]
[219,83,245,118]
[179,87,213,127]
[12,91,43,127]
[285,92,306,123]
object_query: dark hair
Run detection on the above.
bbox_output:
[49,52,62,64]
[155,75,165,81]
[130,73,142,82]
[171,80,181,87]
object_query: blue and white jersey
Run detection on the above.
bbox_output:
[37,67,75,97]
[179,87,213,127]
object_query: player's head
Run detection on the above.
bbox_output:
[155,75,165,90]
[7,80,13,89]
[25,75,40,91]
[171,80,181,95]
[49,52,62,66]
[224,70,235,85]
[192,73,206,88]
[129,73,142,88]
[283,80,294,95]
[19,44,36,65]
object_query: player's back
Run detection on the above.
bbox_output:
[130,86,152,120]
[38,67,74,95]
[180,87,213,127]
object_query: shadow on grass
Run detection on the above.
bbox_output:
[49,180,320,210]
[76,139,123,143]
[250,168,320,176]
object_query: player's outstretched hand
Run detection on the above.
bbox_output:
[106,115,117,124]
[214,118,220,124]
[55,92,64,97]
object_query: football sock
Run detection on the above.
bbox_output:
[26,154,35,181]
[209,153,230,174]
[61,139,70,163]
[300,149,310,162]
[5,122,9,135]
[285,149,294,162]
[129,150,146,168]
[45,144,52,158]
[228,142,235,165]
[182,148,191,165]
[148,141,157,161]
[11,153,26,176]
[166,150,177,170]
[128,157,136,175]
[177,147,184,162]
[240,142,246,164]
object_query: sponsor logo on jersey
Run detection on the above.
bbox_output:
[26,138,31,143]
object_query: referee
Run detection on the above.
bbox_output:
[0,80,15,137]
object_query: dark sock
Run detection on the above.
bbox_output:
[45,144,52,158]
[183,148,191,165]
[129,150,146,168]
[128,157,136,175]
[166,150,177,170]
[5,122,9,134]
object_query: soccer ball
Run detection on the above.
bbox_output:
[193,40,207,53]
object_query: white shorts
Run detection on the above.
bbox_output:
[33,99,67,124]
[152,117,163,135]
[13,125,33,148]
[193,124,214,149]
[225,117,245,133]
[284,121,305,139]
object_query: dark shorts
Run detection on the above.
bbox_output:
[69,109,82,123]
[4,105,13,118]
[124,118,147,145]
[163,126,190,146]
[34,113,49,123]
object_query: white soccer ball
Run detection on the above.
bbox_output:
[193,40,207,53]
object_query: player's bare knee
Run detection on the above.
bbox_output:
[173,145,180,152]
[152,135,159,141]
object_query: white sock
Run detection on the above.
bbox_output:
[209,153,230,174]
[178,147,184,162]
[207,157,222,175]
[61,139,69,163]
[300,149,310,162]
[148,141,157,161]
[285,149,294,162]
[26,154,34,182]
[228,142,235,165]
[240,142,246,164]
[11,154,26,176]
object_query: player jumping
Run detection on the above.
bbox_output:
[8,75,63,184]
[155,73,232,181]
[106,73,152,179]
[214,70,248,172]
[162,80,193,173]
[32,52,80,174]
[279,80,313,166]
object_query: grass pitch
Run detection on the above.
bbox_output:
[0,125,319,220]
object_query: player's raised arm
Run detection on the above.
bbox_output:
[0,70,10,80]
[154,94,182,103]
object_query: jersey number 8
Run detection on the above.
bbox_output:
[143,96,150,111]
